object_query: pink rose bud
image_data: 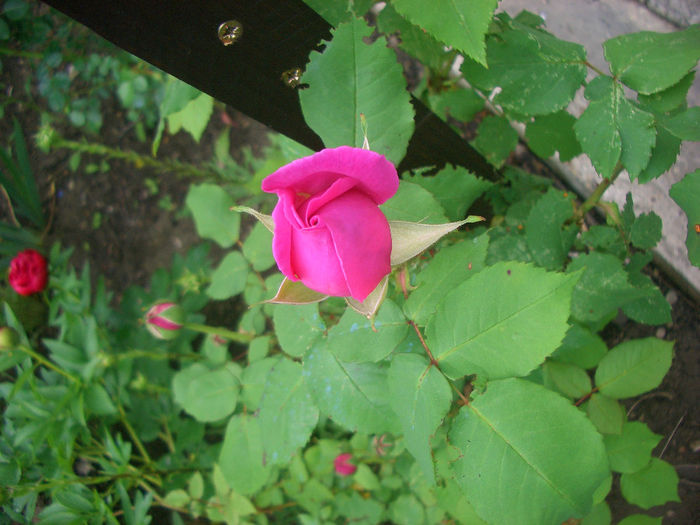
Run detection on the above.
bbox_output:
[145,302,184,340]
[334,453,357,476]
[262,147,399,302]
[8,249,48,296]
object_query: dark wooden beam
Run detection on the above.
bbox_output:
[42,0,496,179]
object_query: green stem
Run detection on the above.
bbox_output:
[584,60,608,77]
[117,401,153,467]
[183,323,255,343]
[16,345,81,384]
[574,163,623,222]
[116,348,200,361]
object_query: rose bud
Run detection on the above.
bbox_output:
[262,146,398,302]
[333,453,357,476]
[145,302,184,340]
[8,249,48,296]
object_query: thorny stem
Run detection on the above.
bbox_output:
[51,138,225,181]
[574,163,623,223]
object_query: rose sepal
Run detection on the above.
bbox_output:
[389,215,485,265]
[265,277,328,305]
[345,275,388,319]
[231,206,274,233]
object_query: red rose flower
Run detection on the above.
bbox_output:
[8,249,48,296]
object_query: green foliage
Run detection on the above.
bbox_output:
[450,378,608,524]
[300,16,415,165]
[391,0,498,66]
[462,14,587,115]
[3,3,696,524]
[670,168,700,266]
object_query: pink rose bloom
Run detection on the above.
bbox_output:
[334,453,357,476]
[262,147,398,302]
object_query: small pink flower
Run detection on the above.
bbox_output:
[262,147,398,302]
[145,302,184,340]
[8,249,48,296]
[334,453,357,476]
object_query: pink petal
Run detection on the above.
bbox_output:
[314,190,392,302]
[262,146,398,205]
[289,223,351,297]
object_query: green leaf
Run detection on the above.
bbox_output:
[206,252,249,300]
[574,77,656,178]
[662,106,700,141]
[329,299,408,362]
[388,354,452,485]
[472,115,518,168]
[629,212,662,249]
[185,184,240,248]
[388,494,425,525]
[603,25,700,94]
[526,110,582,161]
[620,458,680,509]
[152,76,202,155]
[376,3,452,67]
[567,252,645,324]
[618,515,662,525]
[585,393,626,435]
[637,127,682,183]
[553,323,608,370]
[604,421,662,473]
[581,502,612,525]
[380,181,448,224]
[525,188,576,270]
[595,338,673,399]
[404,234,489,325]
[84,383,117,416]
[241,356,280,411]
[303,343,400,434]
[167,92,213,144]
[219,414,271,496]
[427,262,580,380]
[542,360,592,399]
[273,303,325,358]
[405,165,492,222]
[259,359,319,464]
[242,221,275,271]
[638,71,695,113]
[302,0,374,26]
[670,169,700,266]
[391,0,498,65]
[462,26,587,115]
[300,16,414,165]
[427,88,484,124]
[449,378,609,524]
[172,363,239,422]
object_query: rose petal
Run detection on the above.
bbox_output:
[315,190,392,302]
[290,223,350,297]
[262,146,398,205]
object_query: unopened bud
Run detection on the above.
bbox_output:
[0,327,19,351]
[334,453,357,476]
[145,302,184,340]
